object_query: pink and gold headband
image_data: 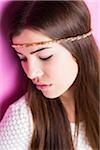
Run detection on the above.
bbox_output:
[11,30,92,49]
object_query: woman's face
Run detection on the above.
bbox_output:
[12,29,78,99]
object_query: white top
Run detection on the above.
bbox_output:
[0,95,93,150]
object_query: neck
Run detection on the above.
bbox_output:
[60,90,75,123]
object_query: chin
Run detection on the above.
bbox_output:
[42,91,64,99]
[41,85,70,99]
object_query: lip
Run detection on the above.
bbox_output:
[36,83,51,86]
[36,84,52,90]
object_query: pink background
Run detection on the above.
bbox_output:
[0,0,100,120]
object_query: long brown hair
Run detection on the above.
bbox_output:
[8,1,99,150]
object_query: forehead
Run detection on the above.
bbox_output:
[12,28,69,55]
[12,29,52,44]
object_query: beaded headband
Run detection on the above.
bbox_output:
[11,30,92,49]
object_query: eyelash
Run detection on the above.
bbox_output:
[19,55,53,62]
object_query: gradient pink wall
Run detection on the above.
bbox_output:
[0,0,100,120]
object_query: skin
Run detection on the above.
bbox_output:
[12,29,78,122]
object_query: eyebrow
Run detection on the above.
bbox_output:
[16,47,51,55]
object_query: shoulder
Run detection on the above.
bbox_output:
[10,94,27,109]
[0,94,34,149]
[9,94,29,116]
[0,94,33,128]
[1,94,31,122]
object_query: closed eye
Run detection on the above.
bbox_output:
[39,55,53,61]
[18,55,53,62]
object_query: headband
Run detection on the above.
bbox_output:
[11,30,92,49]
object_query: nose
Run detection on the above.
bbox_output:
[27,70,43,80]
[25,60,44,80]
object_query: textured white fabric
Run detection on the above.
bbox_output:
[0,95,93,150]
[0,95,33,150]
[70,123,92,150]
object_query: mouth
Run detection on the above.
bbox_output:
[36,84,52,90]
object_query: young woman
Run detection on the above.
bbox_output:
[0,1,99,150]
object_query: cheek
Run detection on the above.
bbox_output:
[49,57,78,86]
[64,61,78,83]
